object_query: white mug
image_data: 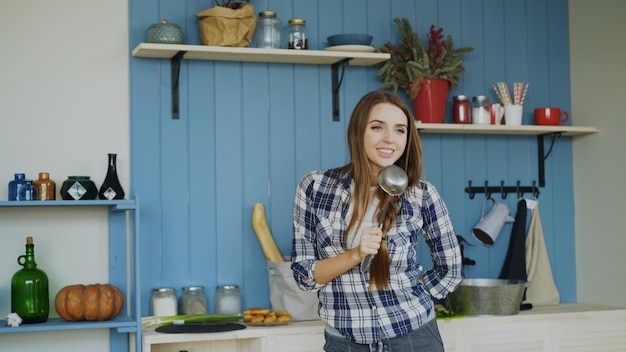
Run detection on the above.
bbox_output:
[504,104,523,126]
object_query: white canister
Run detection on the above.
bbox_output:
[151,287,177,316]
[471,95,490,125]
[214,285,242,315]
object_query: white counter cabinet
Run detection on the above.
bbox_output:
[143,303,626,352]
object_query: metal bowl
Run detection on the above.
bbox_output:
[446,278,527,316]
[327,34,373,46]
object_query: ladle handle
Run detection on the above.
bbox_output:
[359,198,391,273]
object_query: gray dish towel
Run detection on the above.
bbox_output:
[524,202,560,306]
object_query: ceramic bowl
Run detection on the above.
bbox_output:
[327,34,373,46]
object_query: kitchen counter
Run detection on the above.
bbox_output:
[143,303,626,352]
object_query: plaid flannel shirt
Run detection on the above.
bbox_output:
[291,168,462,345]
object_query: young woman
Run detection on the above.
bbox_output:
[291,91,463,351]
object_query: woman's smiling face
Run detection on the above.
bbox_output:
[363,102,408,183]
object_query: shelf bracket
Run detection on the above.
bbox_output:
[537,132,561,187]
[170,51,186,120]
[331,58,352,122]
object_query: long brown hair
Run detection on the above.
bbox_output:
[340,91,423,290]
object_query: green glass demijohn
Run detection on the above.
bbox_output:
[11,236,49,323]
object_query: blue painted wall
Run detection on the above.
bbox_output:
[130,0,575,315]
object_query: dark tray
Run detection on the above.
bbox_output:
[156,322,247,334]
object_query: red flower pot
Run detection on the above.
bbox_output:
[412,79,449,123]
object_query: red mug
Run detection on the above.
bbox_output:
[534,107,570,125]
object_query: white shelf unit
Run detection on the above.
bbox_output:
[131,43,390,121]
[0,199,141,352]
[415,122,600,196]
[416,122,599,136]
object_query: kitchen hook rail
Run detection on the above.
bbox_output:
[465,180,539,199]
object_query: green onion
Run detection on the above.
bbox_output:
[142,314,242,329]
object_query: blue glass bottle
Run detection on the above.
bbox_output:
[18,180,37,201]
[8,173,26,201]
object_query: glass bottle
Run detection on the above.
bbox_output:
[288,18,308,50]
[256,11,281,49]
[214,285,241,315]
[60,176,99,200]
[471,95,490,125]
[8,173,26,201]
[151,287,177,316]
[98,153,125,200]
[179,286,209,314]
[33,172,56,200]
[11,236,49,323]
[453,95,471,124]
[18,180,37,201]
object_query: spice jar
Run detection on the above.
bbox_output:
[471,96,490,125]
[179,286,208,315]
[288,18,308,50]
[453,95,471,124]
[256,11,281,49]
[151,287,177,316]
[214,285,241,315]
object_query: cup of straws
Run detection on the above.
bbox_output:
[493,82,529,126]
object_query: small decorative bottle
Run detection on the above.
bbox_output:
[98,153,125,200]
[33,172,56,200]
[18,180,37,201]
[11,236,49,323]
[8,173,26,201]
[60,176,98,200]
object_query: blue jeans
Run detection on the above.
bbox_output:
[323,318,444,352]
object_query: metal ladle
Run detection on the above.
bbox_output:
[360,165,409,272]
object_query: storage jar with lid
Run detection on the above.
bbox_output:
[214,285,241,315]
[471,95,490,125]
[453,95,471,124]
[179,286,209,315]
[288,18,307,50]
[151,287,177,316]
[256,11,281,49]
[148,19,183,44]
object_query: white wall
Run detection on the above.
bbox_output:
[570,0,626,307]
[0,0,129,350]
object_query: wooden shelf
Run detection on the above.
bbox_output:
[416,123,599,136]
[132,43,390,120]
[132,43,390,66]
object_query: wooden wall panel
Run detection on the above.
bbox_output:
[130,0,576,315]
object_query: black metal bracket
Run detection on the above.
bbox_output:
[170,51,186,119]
[465,180,539,199]
[331,58,352,122]
[537,132,561,187]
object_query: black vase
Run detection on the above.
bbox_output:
[60,176,98,200]
[99,153,125,200]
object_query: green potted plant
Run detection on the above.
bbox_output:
[376,18,473,123]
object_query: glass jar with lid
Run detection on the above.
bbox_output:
[214,285,241,315]
[179,286,209,315]
[471,95,490,125]
[288,18,308,50]
[453,95,471,124]
[256,11,281,49]
[151,287,177,316]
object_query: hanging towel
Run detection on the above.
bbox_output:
[499,199,528,281]
[523,203,560,306]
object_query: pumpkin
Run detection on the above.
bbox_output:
[55,283,124,321]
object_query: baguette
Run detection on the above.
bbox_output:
[251,203,284,262]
